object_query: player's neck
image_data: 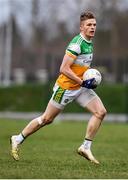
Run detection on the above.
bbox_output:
[80,32,92,43]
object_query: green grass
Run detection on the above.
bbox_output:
[0,119,128,179]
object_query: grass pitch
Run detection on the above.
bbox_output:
[0,118,128,179]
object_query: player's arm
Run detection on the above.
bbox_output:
[60,54,83,85]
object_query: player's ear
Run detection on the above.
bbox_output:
[80,26,82,31]
[80,22,84,31]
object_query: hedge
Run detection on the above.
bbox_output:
[0,83,127,113]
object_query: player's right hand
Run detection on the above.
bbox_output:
[81,78,97,89]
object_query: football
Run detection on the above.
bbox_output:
[83,68,102,86]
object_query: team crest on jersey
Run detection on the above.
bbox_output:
[64,99,69,103]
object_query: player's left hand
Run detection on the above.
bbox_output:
[81,78,97,89]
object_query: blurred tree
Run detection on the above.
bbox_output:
[0,0,128,85]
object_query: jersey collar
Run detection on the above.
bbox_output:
[80,33,92,43]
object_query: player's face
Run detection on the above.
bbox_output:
[80,18,96,40]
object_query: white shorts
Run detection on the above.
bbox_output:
[50,84,99,109]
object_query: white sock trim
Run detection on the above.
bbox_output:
[83,139,92,149]
[15,133,24,144]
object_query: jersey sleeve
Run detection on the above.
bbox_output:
[66,41,81,60]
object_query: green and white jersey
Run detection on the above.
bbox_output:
[66,33,93,67]
[57,33,94,90]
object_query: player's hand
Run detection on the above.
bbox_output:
[81,78,97,89]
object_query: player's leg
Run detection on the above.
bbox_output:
[22,101,62,137]
[10,101,62,161]
[79,97,106,164]
[76,89,107,164]
[85,97,106,140]
[10,84,78,161]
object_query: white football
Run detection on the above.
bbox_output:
[83,68,102,86]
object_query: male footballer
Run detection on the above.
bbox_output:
[10,11,107,164]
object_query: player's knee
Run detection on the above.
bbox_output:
[95,108,107,120]
[37,114,54,126]
[43,114,54,125]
